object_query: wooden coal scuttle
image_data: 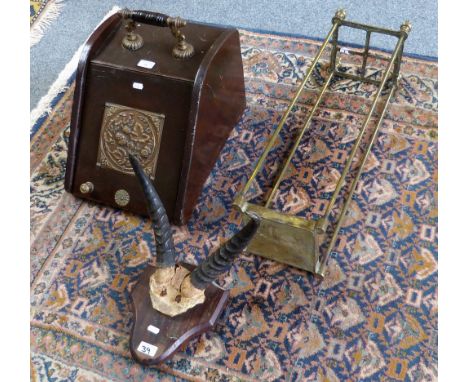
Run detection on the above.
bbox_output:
[65,9,246,224]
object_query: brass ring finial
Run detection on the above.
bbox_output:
[335,9,346,21]
[400,20,412,34]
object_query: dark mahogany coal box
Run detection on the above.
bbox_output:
[65,11,246,224]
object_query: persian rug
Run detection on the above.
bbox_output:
[30,29,438,381]
[30,0,63,46]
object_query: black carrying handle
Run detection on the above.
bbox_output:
[120,9,170,27]
[119,8,193,58]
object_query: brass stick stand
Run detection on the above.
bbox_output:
[234,10,411,279]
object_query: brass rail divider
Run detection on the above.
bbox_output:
[234,10,411,279]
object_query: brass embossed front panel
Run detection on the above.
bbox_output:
[97,103,165,179]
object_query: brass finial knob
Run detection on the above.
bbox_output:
[400,20,412,34]
[335,9,346,21]
[122,19,144,51]
[80,181,94,194]
[167,16,194,59]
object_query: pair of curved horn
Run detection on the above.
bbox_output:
[129,154,259,288]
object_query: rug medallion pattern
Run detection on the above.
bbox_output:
[31,30,438,381]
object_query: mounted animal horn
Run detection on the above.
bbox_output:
[130,154,259,317]
[129,154,176,268]
[129,155,176,279]
[188,218,260,290]
[174,215,259,314]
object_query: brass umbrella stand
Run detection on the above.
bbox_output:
[234,10,411,279]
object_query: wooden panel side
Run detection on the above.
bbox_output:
[64,13,122,192]
[176,29,246,224]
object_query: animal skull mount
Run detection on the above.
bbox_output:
[128,154,259,365]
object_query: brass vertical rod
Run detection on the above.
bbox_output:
[316,35,405,232]
[391,21,410,85]
[238,22,340,200]
[316,86,396,276]
[330,28,340,72]
[392,44,404,84]
[361,31,371,76]
[265,71,334,207]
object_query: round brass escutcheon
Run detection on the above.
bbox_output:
[80,181,94,194]
[115,189,130,207]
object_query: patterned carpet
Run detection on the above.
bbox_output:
[30,29,438,381]
[30,0,63,46]
[30,0,50,26]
